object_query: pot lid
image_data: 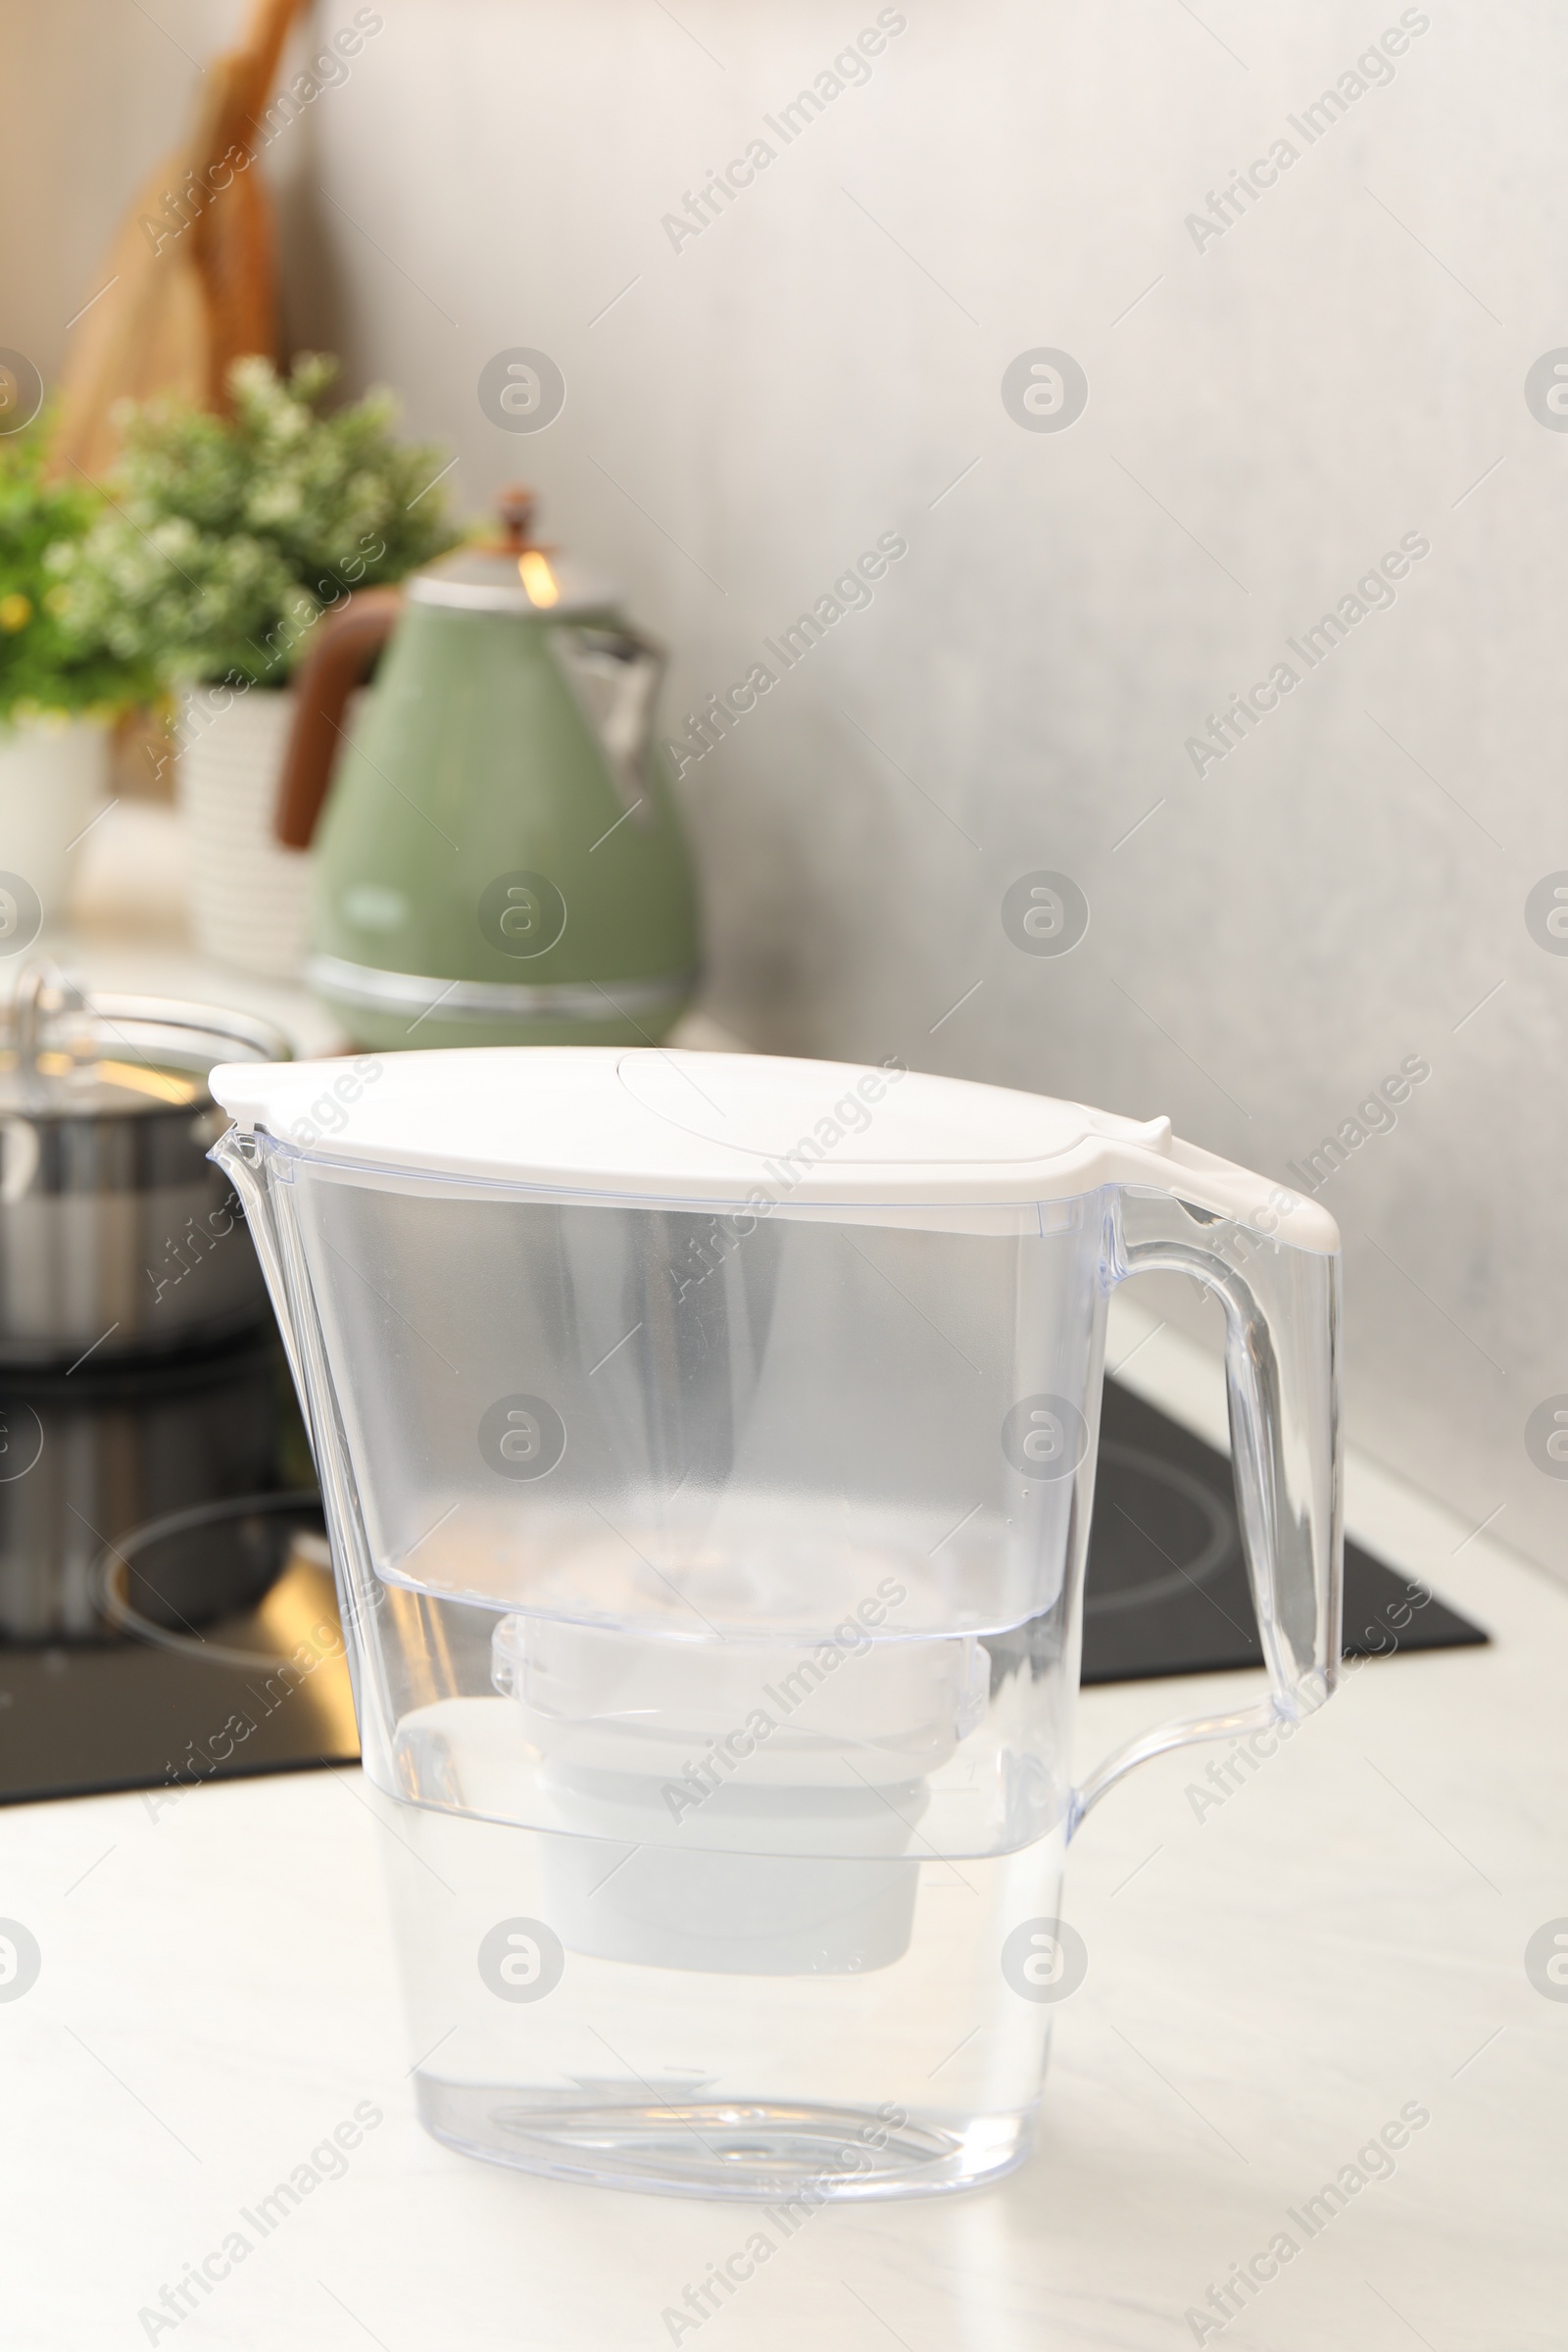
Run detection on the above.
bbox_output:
[208,1047,1339,1250]
[1,965,292,1119]
[409,486,620,618]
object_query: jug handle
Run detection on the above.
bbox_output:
[1070,1187,1343,1837]
[274,588,403,849]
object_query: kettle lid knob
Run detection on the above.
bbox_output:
[496,484,537,551]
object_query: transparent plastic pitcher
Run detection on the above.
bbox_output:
[210,1049,1342,2201]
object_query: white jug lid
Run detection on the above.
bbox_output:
[209,1048,1337,1248]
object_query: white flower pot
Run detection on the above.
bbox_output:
[176,683,314,980]
[0,716,112,939]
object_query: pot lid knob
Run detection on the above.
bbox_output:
[11,960,86,1073]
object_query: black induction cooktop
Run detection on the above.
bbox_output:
[1082,1379,1487,1683]
[0,1333,358,1808]
[0,1365,1486,1807]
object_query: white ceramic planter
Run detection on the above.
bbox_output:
[175,683,313,980]
[0,716,112,938]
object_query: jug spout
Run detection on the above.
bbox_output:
[210,1128,305,1398]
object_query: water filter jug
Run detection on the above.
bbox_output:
[210,1048,1341,2200]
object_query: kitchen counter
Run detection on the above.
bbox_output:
[3,1288,1562,2352]
[3,819,1561,2345]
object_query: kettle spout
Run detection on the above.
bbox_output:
[210,1128,306,1397]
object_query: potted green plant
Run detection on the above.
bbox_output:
[53,355,458,977]
[0,434,156,929]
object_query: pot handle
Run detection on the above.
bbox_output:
[274,588,403,849]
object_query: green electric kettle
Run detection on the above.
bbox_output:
[275,489,701,1051]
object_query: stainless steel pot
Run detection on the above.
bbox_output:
[0,963,291,1367]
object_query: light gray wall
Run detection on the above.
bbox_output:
[8,0,1568,1577]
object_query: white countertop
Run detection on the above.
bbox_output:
[3,1289,1564,2352]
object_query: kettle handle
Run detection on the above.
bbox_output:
[274,588,403,849]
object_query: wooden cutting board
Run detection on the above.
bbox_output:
[51,0,309,483]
